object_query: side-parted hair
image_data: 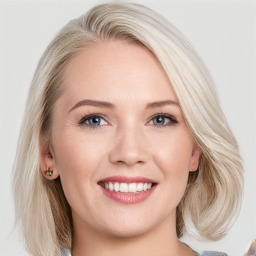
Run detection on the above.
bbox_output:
[13,2,243,256]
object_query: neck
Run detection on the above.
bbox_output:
[71,212,194,256]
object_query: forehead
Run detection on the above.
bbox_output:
[61,40,177,104]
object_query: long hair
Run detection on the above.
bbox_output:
[13,2,243,256]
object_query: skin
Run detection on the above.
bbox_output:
[40,40,200,256]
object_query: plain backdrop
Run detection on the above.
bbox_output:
[0,0,255,255]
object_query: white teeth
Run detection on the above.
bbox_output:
[137,183,143,192]
[109,182,114,191]
[102,182,153,193]
[119,183,129,193]
[128,183,137,193]
[114,182,119,192]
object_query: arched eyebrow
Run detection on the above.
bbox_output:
[146,100,179,108]
[69,99,114,113]
[69,99,179,113]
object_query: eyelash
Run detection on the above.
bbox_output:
[78,113,178,129]
[149,113,178,127]
[78,113,108,128]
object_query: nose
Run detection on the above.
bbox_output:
[109,125,148,167]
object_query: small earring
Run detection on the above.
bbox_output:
[46,168,53,177]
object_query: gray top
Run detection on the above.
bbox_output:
[197,252,227,256]
[61,247,227,256]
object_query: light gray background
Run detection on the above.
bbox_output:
[0,0,255,255]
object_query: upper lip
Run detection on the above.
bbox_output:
[98,176,157,184]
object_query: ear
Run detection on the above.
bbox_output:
[40,136,59,180]
[189,144,201,172]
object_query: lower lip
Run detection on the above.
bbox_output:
[100,185,157,204]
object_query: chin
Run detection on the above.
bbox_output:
[96,212,160,239]
[102,223,153,239]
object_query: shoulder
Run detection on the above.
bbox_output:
[60,247,227,256]
[199,251,228,256]
[61,247,71,256]
[183,242,227,256]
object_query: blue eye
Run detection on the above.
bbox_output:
[149,114,177,126]
[79,115,107,127]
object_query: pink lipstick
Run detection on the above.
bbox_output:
[98,176,157,204]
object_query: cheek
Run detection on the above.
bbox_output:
[51,130,108,212]
[147,133,194,215]
[151,130,194,201]
[152,130,194,175]
[52,128,106,170]
[51,130,108,191]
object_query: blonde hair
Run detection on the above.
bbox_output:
[13,2,243,256]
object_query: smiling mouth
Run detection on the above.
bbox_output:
[97,176,157,204]
[98,182,156,193]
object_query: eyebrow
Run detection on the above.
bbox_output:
[69,99,114,112]
[69,99,179,113]
[146,100,179,108]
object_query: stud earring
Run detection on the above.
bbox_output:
[46,168,53,177]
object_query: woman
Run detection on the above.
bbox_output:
[12,2,243,256]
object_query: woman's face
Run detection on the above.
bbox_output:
[43,41,200,238]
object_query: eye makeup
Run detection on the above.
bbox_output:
[78,112,178,129]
